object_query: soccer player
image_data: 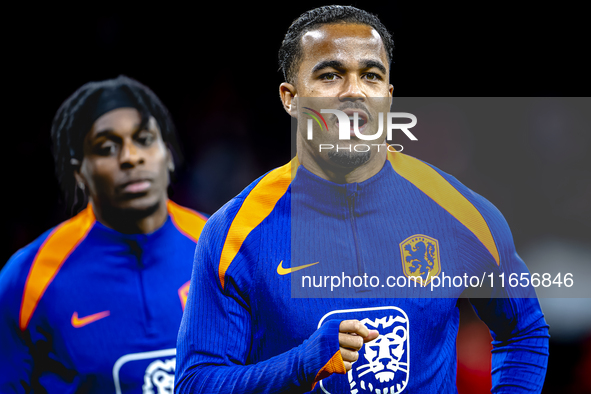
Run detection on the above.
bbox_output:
[0,76,207,392]
[175,6,549,393]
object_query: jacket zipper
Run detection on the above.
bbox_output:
[346,184,367,283]
[130,238,152,335]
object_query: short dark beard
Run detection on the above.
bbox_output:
[327,150,371,168]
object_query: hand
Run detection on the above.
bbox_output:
[339,320,379,371]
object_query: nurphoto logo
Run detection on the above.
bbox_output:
[303,107,418,153]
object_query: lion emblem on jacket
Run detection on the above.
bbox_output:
[347,315,410,394]
[142,358,175,394]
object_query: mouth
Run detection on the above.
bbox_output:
[119,179,152,194]
[337,109,369,137]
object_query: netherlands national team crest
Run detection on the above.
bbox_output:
[399,234,440,285]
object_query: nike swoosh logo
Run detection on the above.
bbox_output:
[277,261,319,275]
[71,311,110,328]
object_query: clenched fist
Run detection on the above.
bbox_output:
[339,320,379,371]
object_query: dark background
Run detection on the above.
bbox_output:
[3,2,590,392]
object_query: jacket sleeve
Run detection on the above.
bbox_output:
[468,198,549,393]
[174,211,345,394]
[0,250,35,393]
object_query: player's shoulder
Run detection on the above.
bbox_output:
[166,200,209,244]
[388,152,514,263]
[1,227,55,286]
[422,158,510,236]
[389,151,509,229]
[203,159,294,239]
[1,206,97,289]
[197,160,293,282]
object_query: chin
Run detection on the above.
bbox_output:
[327,150,371,168]
[114,195,163,216]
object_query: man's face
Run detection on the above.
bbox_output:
[76,107,171,215]
[294,23,392,98]
[284,23,393,169]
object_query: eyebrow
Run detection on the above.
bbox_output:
[311,59,387,75]
[360,59,387,75]
[90,123,146,141]
[312,60,345,74]
[91,129,118,141]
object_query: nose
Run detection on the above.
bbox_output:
[339,75,365,101]
[119,139,144,168]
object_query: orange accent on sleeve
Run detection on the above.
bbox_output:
[387,151,500,265]
[167,200,207,243]
[218,157,298,289]
[311,349,347,390]
[19,206,96,330]
[178,280,190,311]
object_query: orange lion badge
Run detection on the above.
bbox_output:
[400,234,441,285]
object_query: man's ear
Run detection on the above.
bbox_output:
[166,148,175,173]
[388,83,394,107]
[73,163,86,191]
[279,82,298,118]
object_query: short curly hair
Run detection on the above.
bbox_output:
[278,5,394,83]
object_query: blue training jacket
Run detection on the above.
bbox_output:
[176,152,549,394]
[0,200,207,393]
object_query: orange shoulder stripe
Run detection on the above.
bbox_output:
[19,206,96,330]
[218,157,298,288]
[387,151,500,266]
[167,200,207,243]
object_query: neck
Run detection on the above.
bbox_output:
[91,199,169,234]
[296,136,387,183]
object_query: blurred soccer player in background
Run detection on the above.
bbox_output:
[175,5,549,393]
[0,75,207,392]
